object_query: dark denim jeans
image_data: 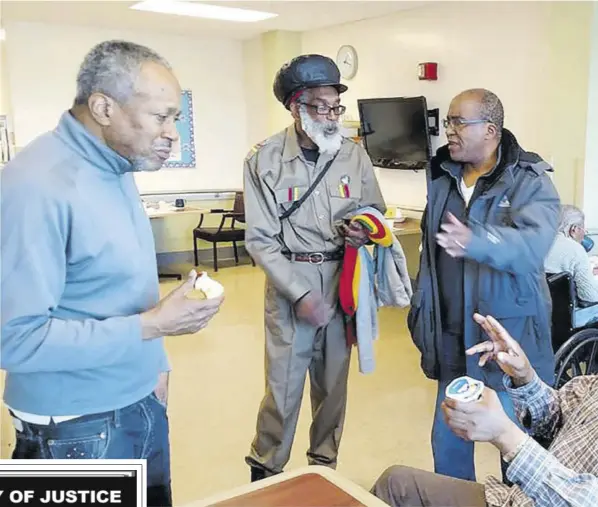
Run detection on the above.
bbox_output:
[432,374,520,483]
[11,393,171,507]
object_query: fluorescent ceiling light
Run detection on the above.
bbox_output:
[130,1,278,23]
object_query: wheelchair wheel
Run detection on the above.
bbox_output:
[554,328,598,389]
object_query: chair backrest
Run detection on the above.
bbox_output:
[546,272,576,351]
[233,192,246,223]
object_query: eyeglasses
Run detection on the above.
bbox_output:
[300,103,346,116]
[442,117,491,129]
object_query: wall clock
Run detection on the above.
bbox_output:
[336,45,358,80]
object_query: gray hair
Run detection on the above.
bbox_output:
[74,40,172,106]
[462,88,504,139]
[559,204,585,234]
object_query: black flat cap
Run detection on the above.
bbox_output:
[273,54,348,109]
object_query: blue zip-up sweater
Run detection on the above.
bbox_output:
[1,111,168,415]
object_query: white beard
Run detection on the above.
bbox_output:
[299,107,343,155]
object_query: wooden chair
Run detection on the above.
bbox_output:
[192,192,255,272]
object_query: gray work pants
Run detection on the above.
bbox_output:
[246,260,351,474]
[371,466,488,507]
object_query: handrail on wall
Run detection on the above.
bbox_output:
[140,189,240,201]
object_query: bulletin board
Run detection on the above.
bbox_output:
[164,89,196,169]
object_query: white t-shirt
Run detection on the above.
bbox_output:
[417,179,475,253]
[460,178,475,206]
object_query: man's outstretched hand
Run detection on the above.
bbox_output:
[467,314,535,387]
[436,213,472,258]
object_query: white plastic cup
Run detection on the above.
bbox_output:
[445,376,485,403]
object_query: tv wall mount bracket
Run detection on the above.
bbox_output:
[427,108,439,136]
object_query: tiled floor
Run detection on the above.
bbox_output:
[162,261,501,505]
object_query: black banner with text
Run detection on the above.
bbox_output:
[0,476,136,506]
[0,462,145,507]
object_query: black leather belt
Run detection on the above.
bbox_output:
[283,251,344,264]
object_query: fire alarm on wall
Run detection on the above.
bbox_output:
[418,62,438,81]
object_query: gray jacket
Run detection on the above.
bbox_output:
[408,129,561,389]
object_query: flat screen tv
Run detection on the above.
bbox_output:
[357,96,432,170]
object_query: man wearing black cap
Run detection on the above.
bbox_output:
[243,54,386,481]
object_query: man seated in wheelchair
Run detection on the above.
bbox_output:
[545,204,598,327]
[371,314,598,507]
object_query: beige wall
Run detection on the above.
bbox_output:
[0,41,9,116]
[0,372,12,459]
[4,21,248,193]
[3,21,250,254]
[544,2,591,208]
[262,31,302,135]
[243,35,269,148]
[0,2,7,115]
[243,30,302,146]
[3,3,596,249]
[584,2,598,231]
[0,4,8,458]
[301,1,593,210]
[0,2,15,154]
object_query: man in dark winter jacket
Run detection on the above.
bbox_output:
[408,88,560,482]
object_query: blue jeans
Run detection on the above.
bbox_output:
[11,393,171,507]
[432,376,519,482]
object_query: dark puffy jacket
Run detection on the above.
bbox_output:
[408,129,561,389]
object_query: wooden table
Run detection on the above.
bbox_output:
[391,217,421,237]
[184,466,387,507]
[146,205,210,219]
[146,205,209,279]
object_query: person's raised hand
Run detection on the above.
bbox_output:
[436,213,472,258]
[467,314,534,387]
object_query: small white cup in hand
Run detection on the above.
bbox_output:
[194,272,224,299]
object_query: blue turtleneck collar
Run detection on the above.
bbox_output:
[55,111,134,175]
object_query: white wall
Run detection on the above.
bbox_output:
[242,30,303,147]
[3,3,595,252]
[302,1,593,210]
[243,35,269,148]
[3,21,248,193]
[0,4,15,158]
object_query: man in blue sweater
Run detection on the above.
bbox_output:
[1,40,223,506]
